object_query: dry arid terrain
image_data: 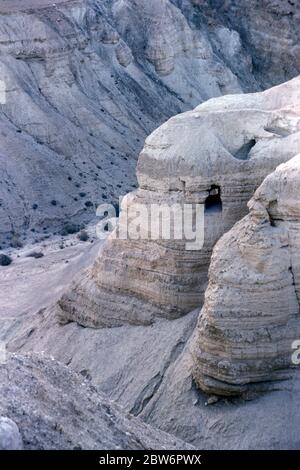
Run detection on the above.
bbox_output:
[0,0,300,451]
[0,1,73,12]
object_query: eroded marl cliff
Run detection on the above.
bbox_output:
[0,0,299,246]
[192,154,300,396]
[57,77,300,328]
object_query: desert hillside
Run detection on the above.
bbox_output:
[0,0,299,246]
[0,0,300,453]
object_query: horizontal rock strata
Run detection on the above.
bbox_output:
[192,154,300,396]
[57,77,300,327]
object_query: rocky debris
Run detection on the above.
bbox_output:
[115,41,133,68]
[8,306,198,417]
[57,77,300,328]
[0,1,299,246]
[0,353,192,450]
[192,154,300,396]
[0,417,23,450]
[8,300,300,450]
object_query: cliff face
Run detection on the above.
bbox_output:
[0,0,299,246]
[186,0,300,87]
[57,77,300,328]
[192,154,300,396]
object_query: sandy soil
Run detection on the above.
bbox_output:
[0,232,101,320]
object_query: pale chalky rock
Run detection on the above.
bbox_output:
[57,77,300,328]
[192,154,300,396]
[0,417,23,450]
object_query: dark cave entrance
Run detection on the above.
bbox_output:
[234,139,256,160]
[205,185,222,213]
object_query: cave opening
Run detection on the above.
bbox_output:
[234,139,256,160]
[205,185,222,213]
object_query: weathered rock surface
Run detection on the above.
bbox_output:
[192,154,300,396]
[1,226,299,449]
[0,0,299,246]
[7,295,300,450]
[0,416,23,450]
[138,334,300,450]
[192,0,300,88]
[0,5,299,448]
[0,353,192,450]
[57,77,300,328]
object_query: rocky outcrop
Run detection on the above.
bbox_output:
[192,154,300,396]
[190,0,300,88]
[57,77,300,328]
[0,353,192,450]
[0,0,299,246]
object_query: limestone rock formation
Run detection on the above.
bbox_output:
[0,0,299,246]
[0,417,23,450]
[1,200,300,449]
[192,154,300,396]
[57,77,300,328]
[0,1,300,453]
[0,353,192,450]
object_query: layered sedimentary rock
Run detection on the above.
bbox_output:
[192,154,300,396]
[0,353,191,450]
[57,77,300,328]
[1,0,300,246]
[3,252,300,449]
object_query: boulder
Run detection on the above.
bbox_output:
[0,417,23,450]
